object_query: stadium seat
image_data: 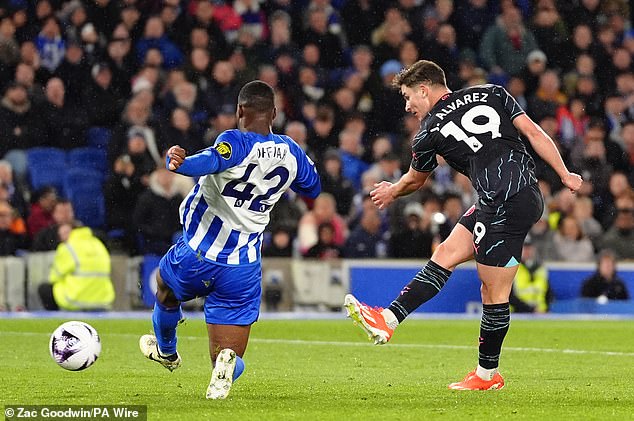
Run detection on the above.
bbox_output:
[86,127,112,150]
[27,147,67,193]
[68,147,108,178]
[63,167,103,196]
[68,184,106,229]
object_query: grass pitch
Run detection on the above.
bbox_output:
[2,316,634,420]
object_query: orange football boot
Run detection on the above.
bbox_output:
[344,294,393,344]
[448,370,505,390]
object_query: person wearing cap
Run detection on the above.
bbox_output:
[388,201,433,258]
[372,59,407,133]
[519,49,547,97]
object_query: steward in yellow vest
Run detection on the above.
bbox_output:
[46,226,114,310]
[510,237,551,313]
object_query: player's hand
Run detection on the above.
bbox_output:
[562,172,583,193]
[370,181,395,210]
[167,145,186,171]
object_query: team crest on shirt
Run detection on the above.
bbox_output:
[215,142,232,159]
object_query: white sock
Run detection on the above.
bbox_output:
[381,309,399,330]
[476,365,497,381]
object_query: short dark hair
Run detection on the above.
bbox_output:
[238,80,275,113]
[392,60,446,89]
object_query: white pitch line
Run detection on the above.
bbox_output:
[2,331,634,357]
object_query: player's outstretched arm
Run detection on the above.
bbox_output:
[166,145,227,176]
[513,114,583,192]
[370,167,430,210]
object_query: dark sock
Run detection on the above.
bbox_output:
[161,352,178,361]
[387,261,452,322]
[478,303,510,369]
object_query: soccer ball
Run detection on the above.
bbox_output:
[49,321,101,371]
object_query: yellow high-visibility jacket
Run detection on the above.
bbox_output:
[514,264,549,313]
[50,227,114,310]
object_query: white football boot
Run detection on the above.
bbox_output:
[206,348,237,399]
[139,334,181,372]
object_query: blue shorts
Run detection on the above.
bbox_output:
[159,236,262,325]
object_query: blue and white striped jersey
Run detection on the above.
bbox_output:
[172,129,320,266]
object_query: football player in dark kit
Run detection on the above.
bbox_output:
[345,60,582,390]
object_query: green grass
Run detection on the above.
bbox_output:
[2,317,634,420]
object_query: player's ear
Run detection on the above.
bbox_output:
[237,104,244,119]
[419,83,428,98]
[271,106,277,122]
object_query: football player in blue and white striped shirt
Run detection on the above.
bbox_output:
[140,81,321,399]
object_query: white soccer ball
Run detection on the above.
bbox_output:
[49,321,101,371]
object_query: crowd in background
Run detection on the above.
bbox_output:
[0,0,633,262]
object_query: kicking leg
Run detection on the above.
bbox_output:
[140,270,183,371]
[345,223,475,344]
[206,324,251,399]
[386,223,475,322]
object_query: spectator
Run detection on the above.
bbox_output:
[105,24,135,98]
[38,224,114,311]
[262,226,294,258]
[133,168,183,255]
[389,201,433,259]
[0,200,28,255]
[371,59,406,135]
[320,149,354,217]
[297,192,347,254]
[454,0,495,53]
[109,96,162,166]
[599,193,634,260]
[15,62,46,107]
[26,187,57,240]
[479,4,538,77]
[185,47,212,93]
[35,16,65,73]
[573,195,603,246]
[551,215,595,262]
[344,205,387,258]
[510,236,551,313]
[528,209,556,262]
[41,77,88,149]
[81,62,123,128]
[31,199,76,251]
[0,82,45,157]
[301,7,343,69]
[341,1,385,47]
[338,129,370,191]
[527,69,567,123]
[529,1,568,71]
[160,107,205,154]
[581,249,630,300]
[0,160,28,217]
[421,23,460,88]
[306,105,337,161]
[103,137,154,253]
[438,193,465,241]
[135,16,183,69]
[206,60,240,117]
[304,222,343,259]
[556,96,589,152]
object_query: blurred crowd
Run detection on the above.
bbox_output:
[0,0,633,262]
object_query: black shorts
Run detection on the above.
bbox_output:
[458,184,544,267]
